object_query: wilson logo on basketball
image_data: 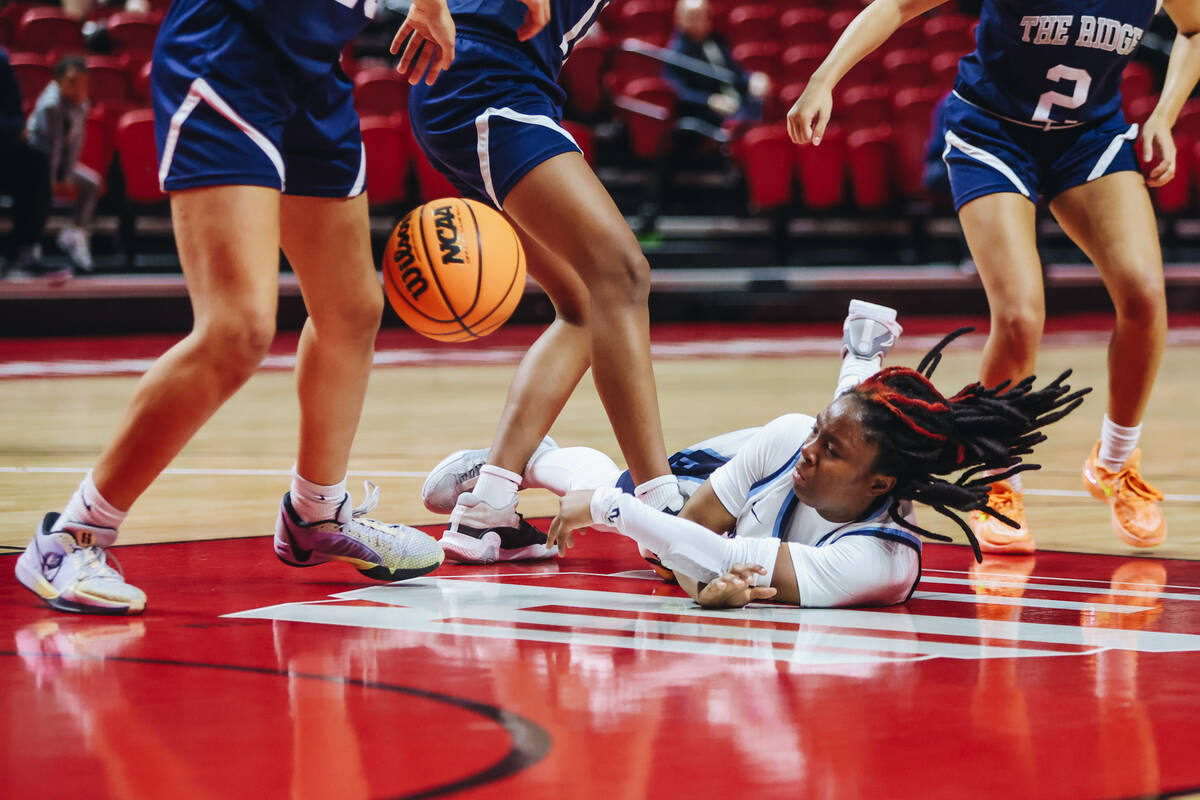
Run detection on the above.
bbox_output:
[432,205,466,264]
[389,217,428,300]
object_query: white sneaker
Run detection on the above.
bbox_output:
[421,435,558,514]
[842,299,902,361]
[275,481,443,581]
[441,492,557,564]
[57,226,93,271]
[14,513,146,615]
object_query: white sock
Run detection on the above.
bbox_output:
[835,353,882,398]
[591,487,779,585]
[473,464,521,508]
[57,470,127,546]
[635,474,685,513]
[1098,414,1141,471]
[985,470,1022,493]
[524,446,622,494]
[290,470,347,523]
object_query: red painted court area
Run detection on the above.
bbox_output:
[4,529,1200,799]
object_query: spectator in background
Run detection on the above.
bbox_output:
[0,48,64,283]
[663,0,770,130]
[26,55,97,272]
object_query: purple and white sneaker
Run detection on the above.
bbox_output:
[274,481,443,581]
[15,512,146,615]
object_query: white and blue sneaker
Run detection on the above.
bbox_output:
[441,492,557,564]
[15,512,146,615]
[275,480,443,581]
[421,435,558,514]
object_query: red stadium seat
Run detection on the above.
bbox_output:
[1173,98,1200,143]
[827,10,857,41]
[930,52,961,91]
[560,120,595,166]
[353,66,409,116]
[887,19,926,52]
[726,4,776,48]
[560,32,611,118]
[85,55,133,108]
[841,84,891,129]
[131,59,153,102]
[1153,139,1191,214]
[76,106,113,195]
[892,87,942,196]
[781,45,826,90]
[9,52,52,115]
[359,115,409,206]
[847,125,893,209]
[1125,95,1157,126]
[413,147,460,202]
[614,76,677,159]
[731,41,781,85]
[16,7,83,54]
[882,49,930,91]
[604,44,662,98]
[796,125,846,210]
[1121,61,1156,109]
[781,8,829,49]
[106,12,160,59]
[115,108,166,204]
[615,1,673,47]
[738,124,795,210]
[925,14,976,58]
[0,17,10,48]
[837,55,885,96]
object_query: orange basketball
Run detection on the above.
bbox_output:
[382,198,526,342]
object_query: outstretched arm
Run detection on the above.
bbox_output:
[787,0,946,145]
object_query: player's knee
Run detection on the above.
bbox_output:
[314,284,384,343]
[199,313,276,382]
[551,284,591,327]
[1112,276,1166,325]
[990,307,1044,349]
[588,247,650,308]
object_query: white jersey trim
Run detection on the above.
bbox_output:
[474,106,580,208]
[349,142,367,197]
[944,129,1032,198]
[559,0,608,57]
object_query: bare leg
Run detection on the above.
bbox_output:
[485,224,592,474]
[957,192,1045,389]
[1049,172,1167,427]
[502,152,671,485]
[281,192,384,485]
[92,186,282,509]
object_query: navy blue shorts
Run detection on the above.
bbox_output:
[408,33,581,210]
[941,92,1140,210]
[151,0,364,196]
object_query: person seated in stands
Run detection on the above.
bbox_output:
[26,56,98,273]
[663,0,770,131]
[0,47,64,283]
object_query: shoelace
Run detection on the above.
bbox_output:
[351,480,382,518]
[1111,467,1164,502]
[67,540,128,582]
[988,486,1023,519]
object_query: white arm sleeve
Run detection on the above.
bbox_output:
[789,535,919,608]
[708,414,815,518]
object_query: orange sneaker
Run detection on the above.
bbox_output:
[1082,442,1166,548]
[968,481,1035,554]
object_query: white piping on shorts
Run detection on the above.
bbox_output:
[349,142,367,197]
[559,0,609,57]
[157,77,287,192]
[1087,123,1139,182]
[474,107,580,209]
[943,129,1031,198]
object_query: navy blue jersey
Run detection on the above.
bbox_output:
[451,0,610,79]
[955,0,1159,127]
[221,0,376,75]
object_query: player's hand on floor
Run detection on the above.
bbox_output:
[787,84,832,146]
[515,0,551,41]
[697,564,777,609]
[548,490,595,552]
[1141,112,1177,187]
[391,0,456,86]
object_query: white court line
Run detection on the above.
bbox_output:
[920,575,1200,602]
[1,465,1197,502]
[925,568,1200,593]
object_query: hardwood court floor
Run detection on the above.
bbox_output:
[0,316,1196,556]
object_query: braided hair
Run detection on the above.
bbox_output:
[845,328,1090,561]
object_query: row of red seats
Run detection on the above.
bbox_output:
[0,5,160,56]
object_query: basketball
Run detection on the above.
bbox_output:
[381,198,526,342]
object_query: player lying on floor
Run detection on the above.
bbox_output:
[424,302,1089,609]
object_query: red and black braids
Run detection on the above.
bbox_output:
[846,328,1090,561]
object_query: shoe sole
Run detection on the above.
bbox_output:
[976,537,1037,555]
[1081,470,1166,549]
[440,529,557,564]
[14,553,145,615]
[275,535,442,580]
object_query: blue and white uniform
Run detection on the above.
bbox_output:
[615,415,921,607]
[408,0,609,208]
[943,0,1160,209]
[152,0,373,195]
